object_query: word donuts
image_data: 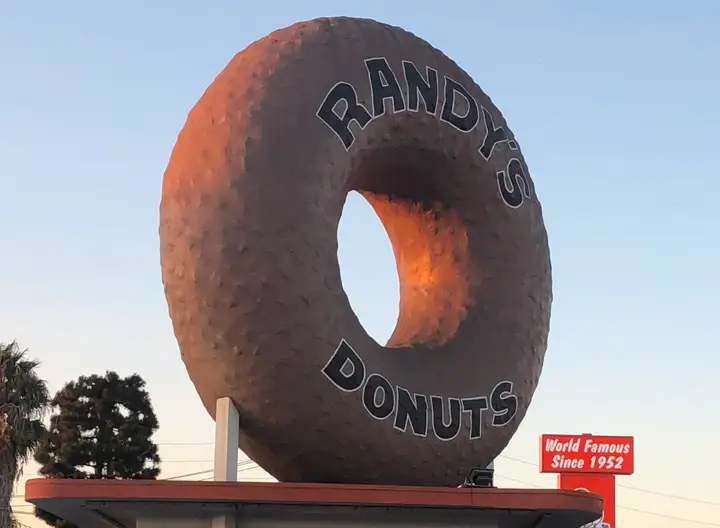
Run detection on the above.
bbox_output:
[160,16,552,487]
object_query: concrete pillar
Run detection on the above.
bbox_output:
[212,514,236,528]
[213,397,240,528]
[214,397,239,482]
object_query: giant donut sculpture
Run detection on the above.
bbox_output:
[160,16,552,487]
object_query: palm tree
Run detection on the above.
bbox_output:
[0,342,50,528]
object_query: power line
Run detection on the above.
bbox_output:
[493,473,720,526]
[27,470,716,526]
[21,448,714,504]
[616,485,720,507]
[12,441,216,479]
[12,464,717,526]
[10,460,261,500]
[497,454,720,507]
[163,467,216,480]
[14,447,718,524]
[620,504,720,526]
[199,475,274,482]
[495,474,540,487]
[155,441,214,446]
[149,444,720,508]
[164,459,257,480]
[19,459,216,478]
[97,443,720,509]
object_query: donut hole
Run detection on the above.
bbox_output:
[337,192,399,345]
[348,146,472,349]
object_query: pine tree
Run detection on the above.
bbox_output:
[33,371,161,527]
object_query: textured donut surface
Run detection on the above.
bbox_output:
[160,16,552,486]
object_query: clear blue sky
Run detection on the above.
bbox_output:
[2,1,719,526]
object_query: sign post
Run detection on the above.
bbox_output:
[539,433,635,528]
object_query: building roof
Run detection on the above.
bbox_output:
[25,478,603,528]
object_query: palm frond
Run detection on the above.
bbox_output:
[0,341,51,482]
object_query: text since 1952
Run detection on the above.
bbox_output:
[539,434,635,475]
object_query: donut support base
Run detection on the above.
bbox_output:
[25,478,603,528]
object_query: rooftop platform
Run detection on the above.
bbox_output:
[25,478,603,528]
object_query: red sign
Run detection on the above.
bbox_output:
[539,434,634,475]
[559,473,616,528]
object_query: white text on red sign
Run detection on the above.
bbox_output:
[539,434,635,475]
